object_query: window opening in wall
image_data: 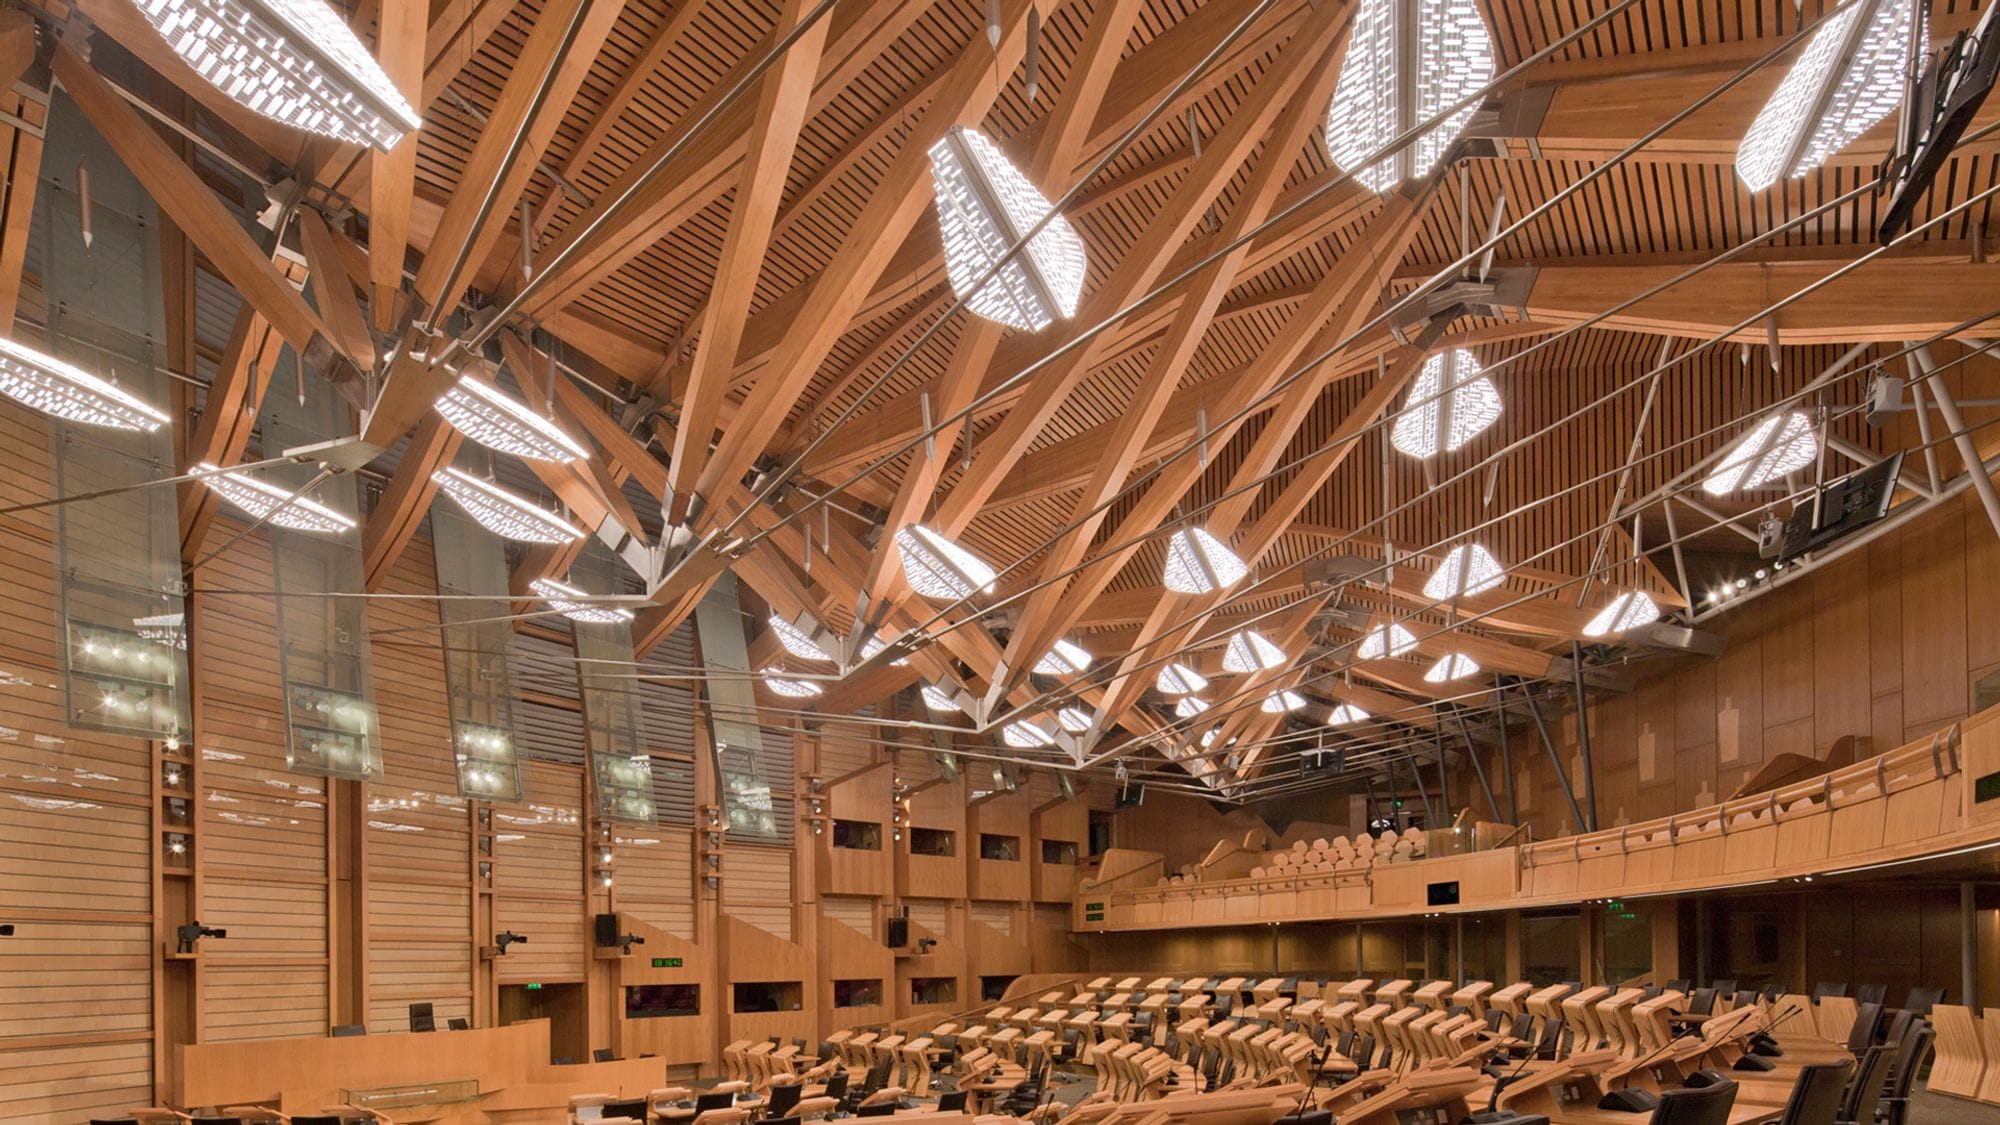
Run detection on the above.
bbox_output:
[980,974,1018,1002]
[832,819,882,850]
[1040,838,1079,865]
[833,978,883,1008]
[909,826,956,856]
[732,981,802,1012]
[979,833,1020,861]
[909,976,957,1005]
[625,984,699,1018]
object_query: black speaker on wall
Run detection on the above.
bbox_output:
[594,912,621,948]
[886,916,909,949]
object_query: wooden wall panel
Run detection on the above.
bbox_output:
[0,1040,152,1123]
[0,922,151,1039]
[823,894,877,935]
[0,798,149,915]
[620,827,696,939]
[495,762,585,984]
[726,844,795,941]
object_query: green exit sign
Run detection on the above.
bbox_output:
[525,982,543,991]
[652,956,683,968]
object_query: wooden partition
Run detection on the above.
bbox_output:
[612,916,713,1066]
[899,777,969,899]
[820,915,895,1037]
[1031,791,1088,903]
[723,916,814,1045]
[179,1019,661,1115]
[819,761,893,896]
[966,789,1032,901]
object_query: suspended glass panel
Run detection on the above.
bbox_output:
[431,487,526,802]
[41,93,188,741]
[693,575,781,839]
[266,361,379,779]
[570,544,654,822]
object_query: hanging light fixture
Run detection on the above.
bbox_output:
[1391,349,1502,458]
[1423,544,1504,600]
[0,336,169,431]
[1003,719,1056,748]
[1735,0,1918,191]
[1329,702,1370,726]
[132,0,422,150]
[1163,527,1248,594]
[435,375,589,463]
[1156,663,1209,695]
[1423,652,1480,683]
[1032,638,1092,676]
[767,616,833,663]
[530,577,634,624]
[1174,696,1210,720]
[1057,706,1093,733]
[895,524,998,600]
[762,672,822,698]
[1703,411,1818,494]
[1356,622,1418,660]
[1582,590,1661,637]
[1261,689,1307,713]
[1222,630,1287,673]
[195,462,356,533]
[1324,0,1496,192]
[928,126,1087,332]
[919,683,960,713]
[431,467,584,544]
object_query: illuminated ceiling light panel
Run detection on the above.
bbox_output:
[1324,0,1496,192]
[1329,703,1370,726]
[1583,590,1661,637]
[1222,630,1287,673]
[1423,652,1480,683]
[1424,544,1504,600]
[1032,638,1092,676]
[1163,527,1248,594]
[767,616,833,663]
[1735,0,1917,191]
[431,467,584,544]
[1200,728,1230,750]
[1392,349,1502,458]
[196,462,356,533]
[132,0,422,150]
[1174,696,1210,720]
[929,126,1087,332]
[919,684,959,713]
[1003,719,1056,748]
[762,673,822,698]
[1703,412,1818,495]
[435,376,589,463]
[895,524,998,600]
[0,336,169,431]
[1262,689,1307,714]
[1057,706,1093,733]
[861,635,910,667]
[1356,622,1418,660]
[1156,663,1209,695]
[530,577,634,624]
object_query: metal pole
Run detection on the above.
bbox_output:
[1451,709,1501,821]
[1494,678,1520,824]
[1913,345,2000,542]
[1572,642,1601,831]
[1436,725,1453,818]
[1963,882,1979,1008]
[1524,687,1590,835]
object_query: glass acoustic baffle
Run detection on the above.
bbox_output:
[40,93,188,742]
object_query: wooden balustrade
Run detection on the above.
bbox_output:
[1076,708,1998,932]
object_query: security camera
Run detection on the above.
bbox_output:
[0,924,14,937]
[495,931,529,954]
[175,921,226,953]
[617,933,646,954]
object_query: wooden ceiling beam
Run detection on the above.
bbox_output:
[998,25,1350,692]
[0,85,45,331]
[848,0,1150,630]
[683,1,1033,518]
[364,0,626,446]
[369,0,425,332]
[927,0,1351,539]
[666,0,832,520]
[799,168,1377,477]
[361,414,462,590]
[1522,259,2000,345]
[176,277,298,561]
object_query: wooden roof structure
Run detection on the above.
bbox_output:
[9,0,2000,799]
